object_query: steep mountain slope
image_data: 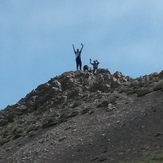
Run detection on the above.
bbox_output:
[0,69,163,163]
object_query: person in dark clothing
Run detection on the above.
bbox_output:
[83,65,89,71]
[90,59,100,74]
[73,43,84,70]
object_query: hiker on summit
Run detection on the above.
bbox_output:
[90,59,100,74]
[73,43,84,70]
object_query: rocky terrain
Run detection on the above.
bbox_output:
[0,68,163,163]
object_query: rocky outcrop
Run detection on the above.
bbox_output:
[0,69,130,127]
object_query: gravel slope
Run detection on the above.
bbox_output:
[0,91,163,163]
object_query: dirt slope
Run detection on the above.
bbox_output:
[0,90,163,163]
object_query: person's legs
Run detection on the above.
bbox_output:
[76,60,79,70]
[79,60,82,70]
[93,67,97,74]
[77,63,79,70]
[76,58,82,70]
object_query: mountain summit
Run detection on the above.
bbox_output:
[0,69,163,163]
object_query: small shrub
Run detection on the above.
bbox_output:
[118,86,128,93]
[97,100,109,108]
[153,81,163,91]
[97,94,118,108]
[140,152,163,163]
[41,117,58,128]
[11,125,24,139]
[108,94,119,104]
[136,87,153,97]
[13,133,22,140]
[11,125,23,134]
[81,107,90,114]
[0,136,9,146]
[126,88,137,95]
[134,81,144,87]
[71,100,82,108]
[68,111,78,117]
[151,156,163,161]
[130,81,139,87]
[28,131,37,138]
[26,124,40,133]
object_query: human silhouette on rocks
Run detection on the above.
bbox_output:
[72,43,84,70]
[90,59,100,74]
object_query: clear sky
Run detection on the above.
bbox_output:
[0,0,163,110]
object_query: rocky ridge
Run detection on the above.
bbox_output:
[0,68,163,163]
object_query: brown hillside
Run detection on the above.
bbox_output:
[0,69,163,163]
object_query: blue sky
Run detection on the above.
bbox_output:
[0,0,163,110]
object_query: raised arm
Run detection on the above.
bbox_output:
[80,43,84,53]
[96,60,100,64]
[72,44,76,53]
[90,59,93,65]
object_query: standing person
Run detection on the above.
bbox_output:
[90,59,100,74]
[73,43,84,70]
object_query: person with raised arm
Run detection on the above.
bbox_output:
[72,43,84,70]
[90,59,100,74]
